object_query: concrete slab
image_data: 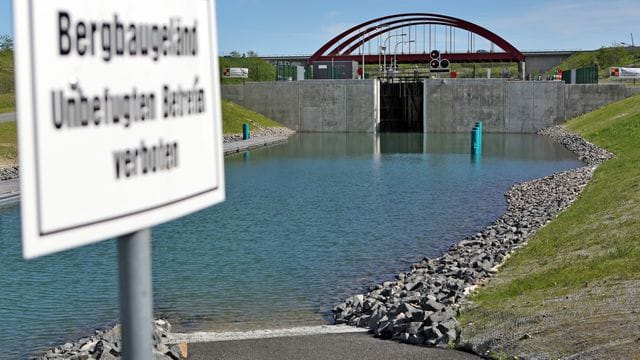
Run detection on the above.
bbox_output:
[346,81,376,132]
[222,85,244,104]
[221,80,377,133]
[565,84,627,119]
[425,79,455,132]
[224,136,289,156]
[0,178,20,207]
[532,81,564,131]
[505,82,534,133]
[245,82,300,131]
[452,79,505,132]
[0,178,19,195]
[300,82,346,132]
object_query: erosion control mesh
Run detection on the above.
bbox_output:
[459,280,640,359]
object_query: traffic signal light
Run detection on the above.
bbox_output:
[428,49,450,72]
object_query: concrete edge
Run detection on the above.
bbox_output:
[223,136,289,156]
[165,325,368,344]
[0,193,20,207]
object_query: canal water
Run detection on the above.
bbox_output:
[0,133,582,358]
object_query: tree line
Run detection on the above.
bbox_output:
[0,35,13,51]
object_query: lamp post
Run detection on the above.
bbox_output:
[364,25,387,79]
[622,36,637,84]
[361,31,365,79]
[382,33,406,76]
[622,37,636,64]
[361,25,385,79]
[393,40,415,75]
[378,35,382,75]
[361,25,387,77]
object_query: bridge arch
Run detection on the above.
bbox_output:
[308,13,525,65]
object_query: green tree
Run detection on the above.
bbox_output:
[0,35,13,51]
[596,46,626,67]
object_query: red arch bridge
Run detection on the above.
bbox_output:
[307,13,526,78]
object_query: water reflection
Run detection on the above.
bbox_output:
[377,133,578,160]
[232,133,579,162]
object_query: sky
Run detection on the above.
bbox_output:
[1,0,639,55]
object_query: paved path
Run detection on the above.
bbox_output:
[0,112,16,123]
[0,178,19,194]
[187,332,480,360]
[0,178,19,207]
[224,136,288,155]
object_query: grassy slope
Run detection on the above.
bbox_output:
[0,121,17,166]
[459,95,640,358]
[551,46,640,78]
[0,93,15,113]
[221,98,282,134]
[0,50,15,113]
[219,56,275,85]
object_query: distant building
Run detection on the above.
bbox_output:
[312,61,358,79]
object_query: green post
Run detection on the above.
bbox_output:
[243,123,250,140]
[471,121,482,155]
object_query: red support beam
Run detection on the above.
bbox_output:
[339,20,451,56]
[314,52,521,65]
[309,13,525,65]
[308,13,440,65]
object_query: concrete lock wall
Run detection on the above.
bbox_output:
[564,84,629,119]
[223,79,633,134]
[221,80,378,132]
[424,79,631,133]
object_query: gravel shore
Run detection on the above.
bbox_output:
[332,125,613,349]
[0,165,18,181]
[223,127,296,143]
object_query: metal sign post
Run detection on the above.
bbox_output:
[118,229,153,360]
[13,1,225,358]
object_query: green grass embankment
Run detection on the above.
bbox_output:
[0,93,15,113]
[0,121,17,166]
[219,56,275,84]
[0,50,15,113]
[459,94,640,358]
[550,46,640,79]
[221,98,283,134]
